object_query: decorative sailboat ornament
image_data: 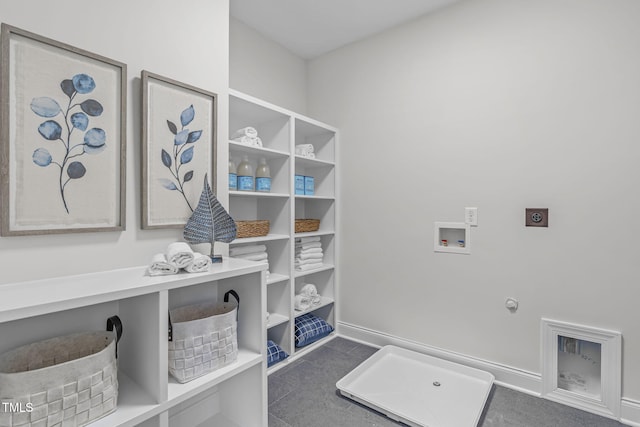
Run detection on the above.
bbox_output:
[183,174,237,262]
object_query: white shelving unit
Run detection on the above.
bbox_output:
[229,89,338,371]
[0,258,268,427]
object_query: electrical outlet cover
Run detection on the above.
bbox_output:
[525,208,548,227]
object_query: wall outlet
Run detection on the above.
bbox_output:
[465,207,478,226]
[525,208,548,227]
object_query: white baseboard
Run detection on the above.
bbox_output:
[337,321,640,426]
[622,399,640,427]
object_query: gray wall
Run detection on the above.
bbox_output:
[0,0,230,283]
[307,0,640,399]
[230,17,308,114]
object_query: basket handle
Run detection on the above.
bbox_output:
[106,315,123,358]
[224,289,240,321]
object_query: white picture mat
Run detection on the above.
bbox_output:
[8,33,122,231]
[144,77,214,227]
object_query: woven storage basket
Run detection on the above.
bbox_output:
[0,316,122,427]
[295,219,320,233]
[235,220,269,238]
[168,290,239,383]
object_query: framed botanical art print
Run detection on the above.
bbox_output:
[0,23,127,236]
[141,70,217,229]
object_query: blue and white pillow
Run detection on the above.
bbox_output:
[294,313,334,348]
[267,340,289,367]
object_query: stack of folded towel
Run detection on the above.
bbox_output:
[295,144,315,159]
[230,244,270,279]
[295,236,323,271]
[147,242,212,276]
[231,126,262,147]
[294,284,322,311]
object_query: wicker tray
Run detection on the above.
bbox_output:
[235,220,270,238]
[295,219,320,233]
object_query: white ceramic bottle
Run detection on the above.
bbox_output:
[236,155,254,191]
[255,158,271,192]
[229,159,237,191]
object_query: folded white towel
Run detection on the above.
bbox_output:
[295,241,322,250]
[184,252,212,273]
[295,263,324,272]
[295,258,323,266]
[295,247,323,255]
[296,252,323,260]
[295,236,321,244]
[295,294,312,311]
[166,242,194,268]
[232,126,258,139]
[230,244,267,256]
[234,252,268,261]
[148,253,179,276]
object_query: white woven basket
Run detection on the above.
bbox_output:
[168,290,239,383]
[0,317,122,427]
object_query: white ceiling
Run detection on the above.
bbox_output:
[230,0,461,59]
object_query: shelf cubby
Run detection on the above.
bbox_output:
[294,117,336,164]
[230,195,290,236]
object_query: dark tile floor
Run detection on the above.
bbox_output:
[268,337,628,427]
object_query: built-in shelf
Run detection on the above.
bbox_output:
[230,234,290,245]
[266,273,289,286]
[229,141,289,159]
[229,191,289,199]
[0,259,268,427]
[267,313,289,329]
[295,195,335,201]
[294,155,335,168]
[293,296,334,317]
[294,264,335,278]
[230,89,337,372]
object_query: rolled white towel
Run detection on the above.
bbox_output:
[295,241,322,250]
[234,252,268,262]
[166,242,194,268]
[232,126,258,139]
[230,244,267,256]
[295,236,321,244]
[300,284,317,296]
[254,136,263,147]
[294,294,312,311]
[148,253,179,276]
[184,252,212,273]
[296,252,323,261]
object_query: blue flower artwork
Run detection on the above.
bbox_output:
[30,73,105,214]
[159,105,202,212]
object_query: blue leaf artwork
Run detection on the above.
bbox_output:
[159,104,202,212]
[30,73,106,214]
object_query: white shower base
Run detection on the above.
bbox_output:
[336,345,494,427]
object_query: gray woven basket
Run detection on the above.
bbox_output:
[168,290,239,383]
[0,317,122,427]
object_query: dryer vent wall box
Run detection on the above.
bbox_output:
[526,208,548,227]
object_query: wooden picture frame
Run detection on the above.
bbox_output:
[0,23,127,236]
[141,70,217,229]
